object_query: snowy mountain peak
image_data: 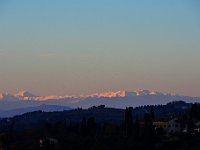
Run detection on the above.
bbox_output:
[0,92,18,101]
[87,90,165,98]
[15,91,37,98]
[134,89,164,96]
[89,91,126,98]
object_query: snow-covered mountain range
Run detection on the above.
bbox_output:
[0,90,168,101]
[0,90,200,111]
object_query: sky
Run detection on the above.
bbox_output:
[0,0,200,96]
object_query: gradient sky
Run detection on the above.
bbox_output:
[0,0,200,96]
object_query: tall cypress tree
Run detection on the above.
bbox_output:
[124,107,133,136]
[80,117,86,136]
[187,117,194,135]
[150,108,155,120]
[87,117,96,137]
[144,113,153,137]
[134,116,140,138]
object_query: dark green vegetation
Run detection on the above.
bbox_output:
[0,101,200,150]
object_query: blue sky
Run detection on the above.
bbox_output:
[0,0,200,96]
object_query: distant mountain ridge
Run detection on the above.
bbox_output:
[0,89,175,101]
[0,90,200,111]
[0,104,71,118]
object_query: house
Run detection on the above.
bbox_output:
[153,121,166,130]
[165,118,187,133]
[40,137,58,148]
[153,118,187,134]
[193,120,200,134]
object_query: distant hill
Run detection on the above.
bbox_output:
[0,104,71,118]
[133,101,192,118]
[0,101,193,131]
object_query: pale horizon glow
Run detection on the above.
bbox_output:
[0,0,200,97]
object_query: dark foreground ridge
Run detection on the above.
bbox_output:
[0,101,200,150]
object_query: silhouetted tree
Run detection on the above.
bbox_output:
[143,113,154,149]
[133,116,140,138]
[80,117,87,136]
[87,117,96,136]
[0,134,9,150]
[187,117,194,135]
[125,107,133,136]
[190,103,200,119]
[150,108,155,120]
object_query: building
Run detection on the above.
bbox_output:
[153,118,187,134]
